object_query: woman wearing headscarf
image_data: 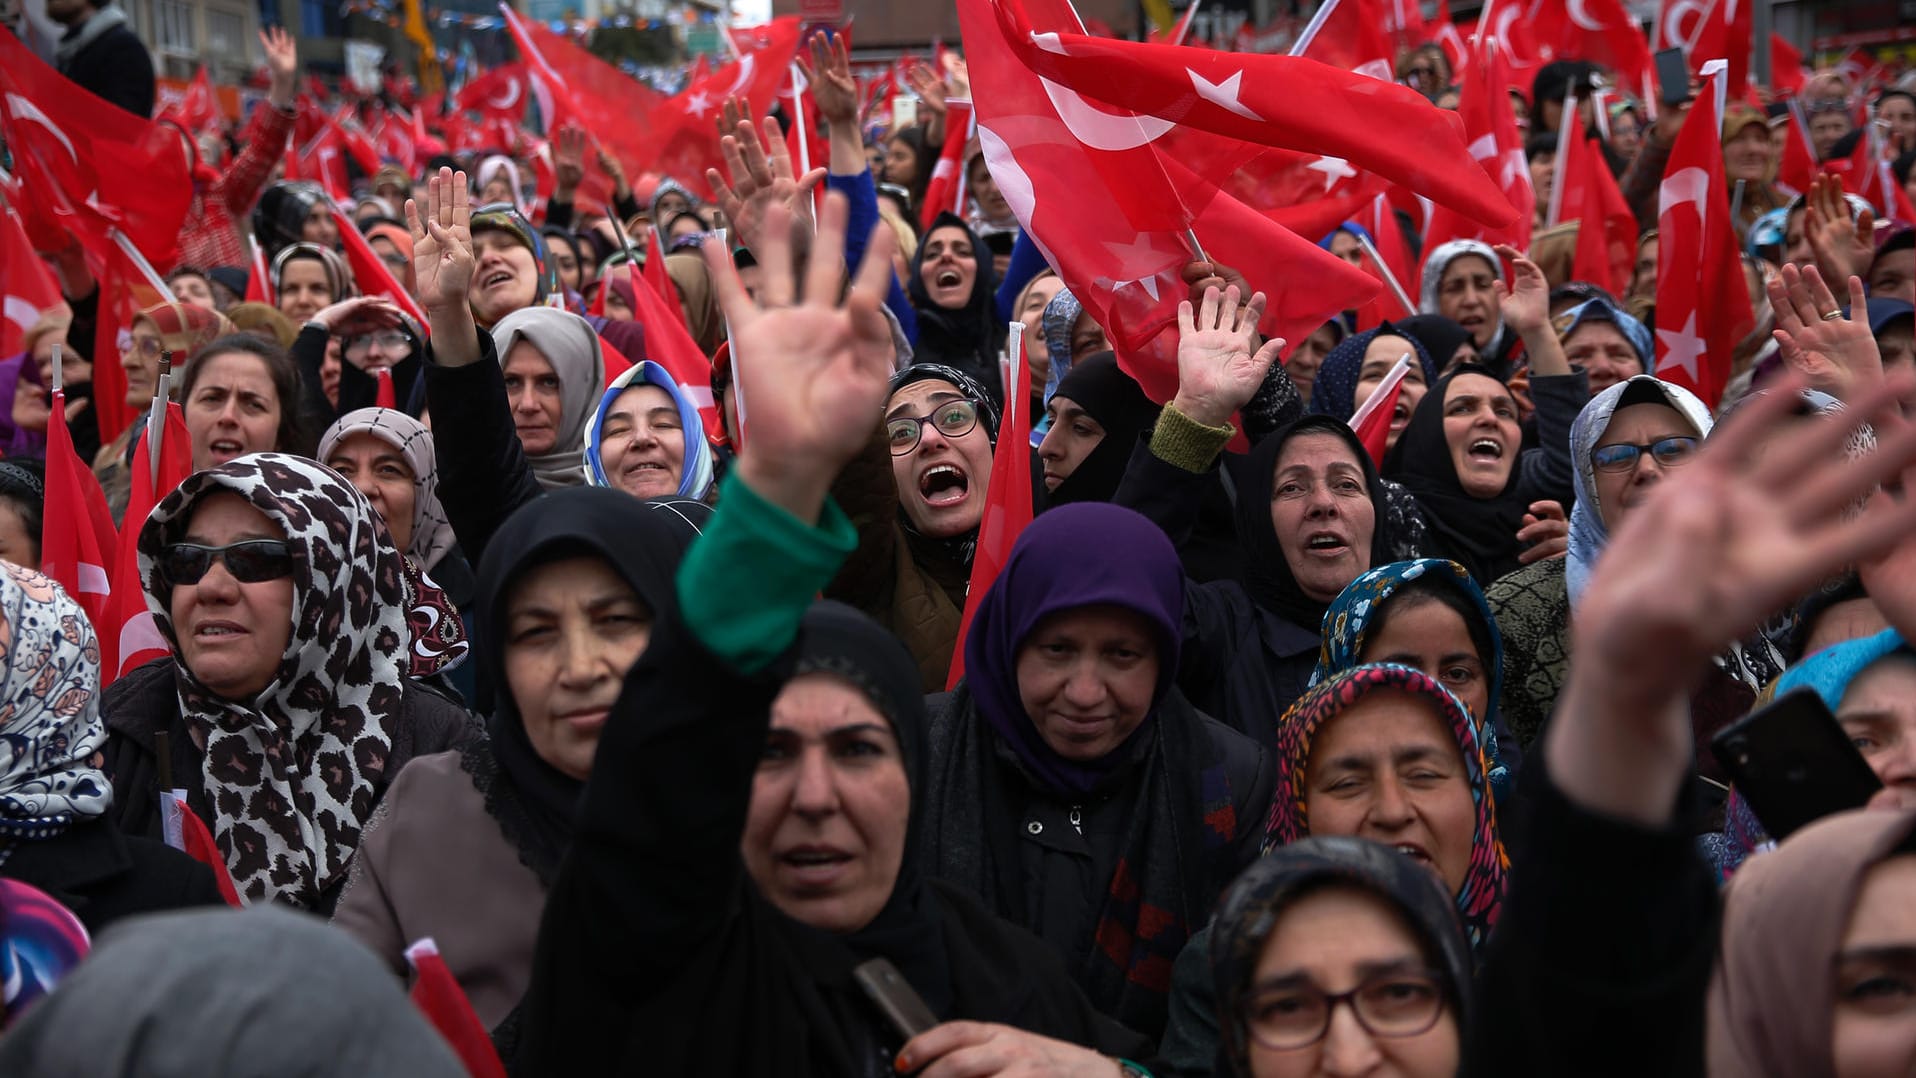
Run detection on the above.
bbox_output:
[293,295,428,429]
[920,502,1274,1041]
[1420,241,1514,377]
[0,461,44,568]
[1394,314,1478,373]
[94,301,235,520]
[0,563,224,932]
[1037,352,1160,508]
[317,406,463,581]
[1158,663,1507,1076]
[582,361,716,502]
[252,180,338,259]
[1039,287,1110,407]
[511,196,1151,1073]
[1306,322,1437,452]
[466,205,566,330]
[0,907,465,1076]
[908,213,1004,397]
[99,454,477,912]
[476,154,529,216]
[1486,375,1784,759]
[1552,296,1652,399]
[1208,837,1478,1078]
[270,241,353,326]
[333,489,704,1038]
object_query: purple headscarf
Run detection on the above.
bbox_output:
[961,502,1184,793]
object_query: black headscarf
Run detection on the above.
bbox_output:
[1210,837,1476,1078]
[887,363,1001,575]
[1306,323,1437,423]
[1394,314,1476,372]
[1236,415,1393,630]
[253,181,330,259]
[1043,351,1160,508]
[468,488,708,883]
[1383,364,1532,584]
[907,213,1005,398]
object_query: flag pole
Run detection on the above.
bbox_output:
[1288,0,1344,57]
[1172,0,1203,46]
[148,352,172,489]
[1347,352,1411,431]
[1545,87,1576,230]
[50,343,62,394]
[1353,229,1416,316]
[108,228,180,303]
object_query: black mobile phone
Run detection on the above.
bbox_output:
[1710,687,1882,839]
[853,957,940,1043]
[1655,47,1692,107]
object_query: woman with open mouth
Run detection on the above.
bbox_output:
[907,213,1005,398]
[1305,322,1436,455]
[1158,663,1506,1076]
[1419,241,1514,377]
[178,335,307,475]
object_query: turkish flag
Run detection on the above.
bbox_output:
[642,226,689,334]
[1653,71,1752,408]
[300,124,354,203]
[1349,354,1410,464]
[1422,35,1534,264]
[162,794,243,907]
[1564,135,1637,294]
[337,218,430,329]
[1220,145,1392,241]
[1675,0,1753,102]
[0,29,192,271]
[620,265,721,440]
[1475,0,1546,75]
[107,400,190,683]
[946,339,1034,689]
[780,62,828,214]
[922,99,975,229]
[455,62,531,118]
[90,247,159,444]
[960,0,1379,407]
[374,108,416,168]
[1770,33,1807,98]
[1528,0,1652,105]
[1,203,64,359]
[41,389,118,664]
[245,237,274,305]
[406,939,508,1078]
[160,67,221,134]
[992,0,1518,232]
[1774,104,1818,197]
[1296,0,1396,82]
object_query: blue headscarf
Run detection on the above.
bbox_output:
[582,360,715,500]
[1775,629,1910,713]
[1310,559,1509,803]
[1306,323,1436,422]
[1553,296,1654,367]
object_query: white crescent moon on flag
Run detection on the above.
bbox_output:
[1661,0,1710,51]
[487,77,521,112]
[1037,78,1174,152]
[1493,6,1520,50]
[1659,166,1710,224]
[724,55,757,97]
[4,93,77,162]
[1567,0,1604,32]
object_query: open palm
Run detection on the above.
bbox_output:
[1770,263,1881,401]
[1174,285,1283,425]
[405,167,474,313]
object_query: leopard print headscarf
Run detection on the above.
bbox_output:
[138,453,409,908]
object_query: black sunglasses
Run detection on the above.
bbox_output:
[159,540,298,585]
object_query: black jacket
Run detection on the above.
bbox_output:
[58,16,155,119]
[1,816,225,933]
[99,658,480,915]
[511,608,1147,1076]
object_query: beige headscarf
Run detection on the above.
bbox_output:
[488,307,604,489]
[1708,808,1916,1076]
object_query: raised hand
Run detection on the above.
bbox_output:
[552,123,588,198]
[898,1021,1120,1078]
[706,116,827,258]
[260,26,298,106]
[1805,174,1875,288]
[406,167,475,312]
[802,31,858,128]
[1172,285,1285,427]
[1553,372,1916,825]
[1492,245,1551,336]
[704,191,898,520]
[1770,262,1881,403]
[309,295,405,337]
[1516,500,1569,564]
[905,62,948,117]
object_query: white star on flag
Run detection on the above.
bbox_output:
[1656,311,1708,382]
[1188,69,1263,121]
[682,90,715,116]
[1307,156,1357,192]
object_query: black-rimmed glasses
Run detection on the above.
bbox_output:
[887,399,979,455]
[1244,969,1447,1050]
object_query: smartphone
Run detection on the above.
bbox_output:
[1710,687,1882,839]
[852,957,939,1043]
[893,95,919,131]
[1655,47,1692,107]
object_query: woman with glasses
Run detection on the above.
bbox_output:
[100,453,476,913]
[93,302,235,519]
[291,294,427,424]
[1210,835,1477,1078]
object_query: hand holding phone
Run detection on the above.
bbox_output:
[1655,47,1692,108]
[1710,687,1883,839]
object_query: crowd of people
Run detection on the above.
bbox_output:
[5,9,1916,1077]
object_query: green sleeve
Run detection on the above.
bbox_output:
[675,471,859,672]
[1148,401,1236,473]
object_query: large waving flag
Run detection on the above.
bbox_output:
[947,333,1034,689]
[1,202,64,360]
[41,389,118,667]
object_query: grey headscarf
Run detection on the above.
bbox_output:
[1419,240,1508,363]
[0,907,465,1077]
[1041,287,1084,404]
[490,307,606,489]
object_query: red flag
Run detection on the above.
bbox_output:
[329,107,383,176]
[1566,135,1637,294]
[90,247,152,444]
[1475,0,1546,75]
[41,389,117,660]
[1674,0,1753,102]
[992,0,1518,231]
[1421,36,1534,263]
[1770,33,1807,98]
[300,123,354,203]
[108,400,191,682]
[0,29,192,270]
[246,238,274,305]
[622,265,721,440]
[642,227,689,333]
[159,67,221,134]
[1,202,64,359]
[780,63,828,214]
[1528,0,1652,106]
[1349,353,1409,464]
[373,108,416,167]
[922,100,975,229]
[375,367,397,410]
[163,793,243,907]
[1653,70,1752,408]
[1775,103,1817,197]
[454,62,531,118]
[1200,144,1390,241]
[1296,0,1395,81]
[946,341,1034,689]
[961,0,1379,407]
[337,218,430,328]
[407,939,508,1078]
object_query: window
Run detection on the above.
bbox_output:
[206,9,245,57]
[154,0,195,55]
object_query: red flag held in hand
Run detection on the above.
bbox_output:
[642,227,689,333]
[1653,68,1753,409]
[1349,353,1410,465]
[41,389,118,669]
[1558,134,1637,295]
[622,265,720,440]
[948,337,1034,689]
[337,219,430,329]
[1,204,64,359]
[922,99,976,231]
[108,401,192,683]
[162,793,243,907]
[406,939,508,1078]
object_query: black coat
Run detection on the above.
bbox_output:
[1,817,225,933]
[99,658,480,915]
[57,19,155,119]
[511,607,1147,1076]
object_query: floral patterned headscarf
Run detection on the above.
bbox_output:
[0,564,112,865]
[1262,663,1508,949]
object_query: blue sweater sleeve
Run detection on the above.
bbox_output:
[994,228,1048,322]
[829,169,917,345]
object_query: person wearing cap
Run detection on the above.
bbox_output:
[371,165,413,212]
[467,206,564,330]
[1721,103,1788,237]
[1865,296,1914,374]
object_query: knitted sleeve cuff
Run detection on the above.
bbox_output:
[1148,402,1235,473]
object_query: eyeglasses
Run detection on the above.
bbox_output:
[379,252,409,270]
[887,399,979,455]
[1244,970,1448,1051]
[1591,436,1700,472]
[127,337,166,359]
[158,540,297,586]
[345,330,409,356]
